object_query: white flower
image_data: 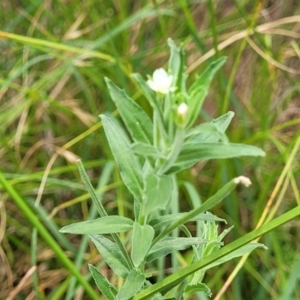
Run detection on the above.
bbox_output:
[147,68,173,94]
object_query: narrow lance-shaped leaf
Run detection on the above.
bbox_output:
[149,212,226,232]
[184,283,212,299]
[100,115,143,200]
[105,78,153,145]
[185,122,228,143]
[186,57,227,128]
[131,222,155,268]
[146,237,206,263]
[131,73,167,141]
[212,111,234,133]
[167,143,265,174]
[131,73,159,112]
[142,172,173,214]
[59,216,134,235]
[88,264,117,300]
[168,38,186,92]
[131,142,166,159]
[201,243,267,272]
[89,235,129,278]
[117,269,145,300]
[187,111,234,144]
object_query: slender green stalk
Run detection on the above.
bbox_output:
[177,0,206,52]
[207,0,219,58]
[31,228,42,300]
[0,170,99,300]
[49,276,72,300]
[158,128,185,175]
[151,0,168,42]
[28,199,75,254]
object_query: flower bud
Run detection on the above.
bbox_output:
[176,103,188,128]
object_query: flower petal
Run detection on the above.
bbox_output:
[147,68,173,94]
[147,80,157,92]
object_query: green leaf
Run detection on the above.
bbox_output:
[202,242,267,272]
[190,241,266,287]
[168,142,266,174]
[150,212,226,232]
[186,57,227,128]
[187,111,234,144]
[184,283,212,298]
[131,73,160,113]
[131,223,155,268]
[89,235,129,278]
[147,237,206,262]
[59,216,134,235]
[212,111,234,132]
[143,172,173,214]
[167,38,186,92]
[131,142,165,159]
[186,111,234,143]
[186,122,228,143]
[88,264,117,300]
[105,78,153,145]
[131,73,167,142]
[100,115,143,200]
[117,269,145,300]
[218,225,234,242]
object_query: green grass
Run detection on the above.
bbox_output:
[1,1,300,299]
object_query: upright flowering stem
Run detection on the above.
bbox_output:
[148,69,173,155]
[158,127,185,175]
[153,110,159,150]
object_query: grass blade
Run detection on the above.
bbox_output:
[0,170,99,300]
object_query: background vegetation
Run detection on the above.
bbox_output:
[1,0,300,299]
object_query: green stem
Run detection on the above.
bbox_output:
[31,228,41,300]
[154,94,169,150]
[153,110,159,149]
[0,170,99,300]
[158,128,185,175]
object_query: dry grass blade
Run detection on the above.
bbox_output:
[7,266,37,300]
[246,36,300,74]
[187,15,300,72]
